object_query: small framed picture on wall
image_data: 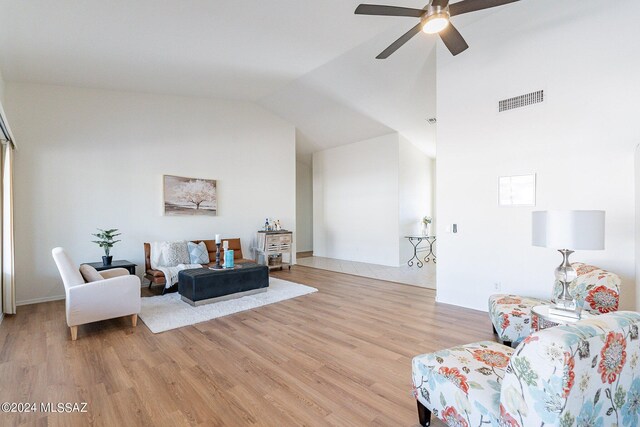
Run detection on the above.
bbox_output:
[498,174,536,206]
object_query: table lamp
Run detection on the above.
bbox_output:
[532,210,605,311]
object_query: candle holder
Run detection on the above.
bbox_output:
[211,242,223,269]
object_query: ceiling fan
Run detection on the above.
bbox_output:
[355,0,520,58]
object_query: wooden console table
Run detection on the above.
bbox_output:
[255,231,293,271]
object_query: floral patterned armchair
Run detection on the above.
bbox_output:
[488,263,621,346]
[412,311,640,427]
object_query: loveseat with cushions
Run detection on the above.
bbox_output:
[412,311,640,426]
[489,262,621,346]
[144,238,253,289]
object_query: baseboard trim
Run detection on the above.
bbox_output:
[296,251,313,259]
[435,295,488,313]
[17,295,65,306]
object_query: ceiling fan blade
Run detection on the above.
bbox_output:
[439,22,469,56]
[449,0,519,17]
[431,0,451,7]
[376,22,423,59]
[355,4,426,17]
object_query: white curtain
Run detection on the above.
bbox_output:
[2,142,15,314]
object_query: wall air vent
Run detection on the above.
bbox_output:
[498,90,544,112]
[426,117,437,125]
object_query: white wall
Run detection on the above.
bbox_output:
[399,136,434,262]
[313,133,435,267]
[636,146,640,311]
[436,0,640,311]
[0,67,5,105]
[296,160,313,252]
[0,69,3,322]
[5,83,296,305]
[313,133,400,266]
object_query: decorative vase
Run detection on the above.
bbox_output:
[224,250,235,268]
[422,223,429,236]
[102,256,113,266]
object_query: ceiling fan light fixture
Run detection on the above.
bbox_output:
[422,12,450,34]
[356,0,522,58]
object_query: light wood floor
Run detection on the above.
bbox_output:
[0,266,494,426]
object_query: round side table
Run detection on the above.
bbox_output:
[531,305,595,331]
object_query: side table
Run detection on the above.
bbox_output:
[531,305,594,331]
[84,260,137,275]
[404,235,437,268]
[255,230,293,271]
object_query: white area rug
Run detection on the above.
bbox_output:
[139,278,317,333]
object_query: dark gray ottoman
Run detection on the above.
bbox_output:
[178,263,269,306]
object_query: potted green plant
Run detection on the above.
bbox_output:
[92,228,121,266]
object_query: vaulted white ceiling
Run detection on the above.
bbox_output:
[0,0,501,159]
[260,25,438,160]
[0,0,427,99]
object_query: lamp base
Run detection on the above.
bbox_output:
[553,249,577,312]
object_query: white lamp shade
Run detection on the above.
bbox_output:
[532,210,605,250]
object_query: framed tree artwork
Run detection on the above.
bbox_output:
[163,175,217,216]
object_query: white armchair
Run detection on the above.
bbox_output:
[52,247,141,340]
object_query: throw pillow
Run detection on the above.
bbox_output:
[162,241,190,266]
[188,241,210,264]
[79,264,104,283]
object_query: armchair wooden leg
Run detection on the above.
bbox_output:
[70,326,78,341]
[417,400,431,427]
[131,314,138,327]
